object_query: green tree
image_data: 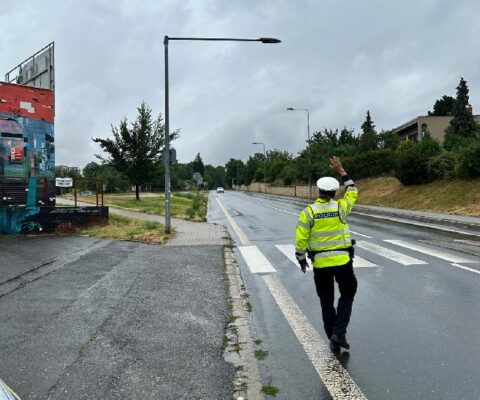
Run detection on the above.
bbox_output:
[82,162,100,182]
[93,102,178,200]
[192,153,205,176]
[358,110,378,152]
[266,150,294,185]
[428,95,457,116]
[378,130,400,150]
[394,136,442,185]
[450,77,477,138]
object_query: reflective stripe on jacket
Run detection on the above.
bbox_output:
[295,180,358,268]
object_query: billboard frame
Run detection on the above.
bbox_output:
[4,42,55,90]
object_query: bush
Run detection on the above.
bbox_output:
[428,152,457,180]
[186,207,196,219]
[443,128,478,151]
[394,136,442,185]
[342,149,396,179]
[456,142,480,179]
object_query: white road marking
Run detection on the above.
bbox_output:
[356,241,427,265]
[215,197,251,245]
[239,246,277,274]
[263,274,368,400]
[249,198,298,216]
[275,244,313,270]
[353,256,377,268]
[350,230,372,239]
[351,211,480,238]
[454,239,480,247]
[450,263,480,275]
[384,240,477,264]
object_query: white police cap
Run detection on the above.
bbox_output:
[316,177,340,191]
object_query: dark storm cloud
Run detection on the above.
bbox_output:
[1,0,479,168]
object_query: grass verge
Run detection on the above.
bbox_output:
[78,214,174,244]
[66,191,208,221]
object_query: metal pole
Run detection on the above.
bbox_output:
[262,143,267,193]
[306,109,312,199]
[287,107,312,198]
[164,36,171,233]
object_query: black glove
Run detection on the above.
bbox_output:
[295,252,309,274]
[299,259,309,273]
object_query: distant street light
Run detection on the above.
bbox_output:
[287,107,312,198]
[163,36,281,233]
[252,142,267,193]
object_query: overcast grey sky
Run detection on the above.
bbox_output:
[1,0,479,169]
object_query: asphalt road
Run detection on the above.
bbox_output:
[209,190,480,400]
[0,236,233,400]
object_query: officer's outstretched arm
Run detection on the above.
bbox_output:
[339,175,358,215]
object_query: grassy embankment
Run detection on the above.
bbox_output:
[356,176,480,217]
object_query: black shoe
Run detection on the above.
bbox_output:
[330,339,341,353]
[331,334,350,350]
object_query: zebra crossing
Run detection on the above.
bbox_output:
[241,239,479,274]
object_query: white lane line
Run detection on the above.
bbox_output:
[248,198,298,216]
[451,263,480,275]
[275,244,313,271]
[216,197,251,246]
[454,239,480,247]
[353,256,377,268]
[350,230,372,239]
[239,246,277,274]
[351,211,480,238]
[384,240,477,264]
[263,274,368,400]
[356,241,427,265]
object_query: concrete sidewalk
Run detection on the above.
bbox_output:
[0,200,238,399]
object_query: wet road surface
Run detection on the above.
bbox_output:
[209,190,480,400]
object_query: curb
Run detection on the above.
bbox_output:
[224,247,264,400]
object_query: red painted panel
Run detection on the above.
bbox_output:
[0,82,54,123]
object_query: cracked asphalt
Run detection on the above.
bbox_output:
[0,235,234,399]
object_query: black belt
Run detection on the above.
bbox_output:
[308,239,356,261]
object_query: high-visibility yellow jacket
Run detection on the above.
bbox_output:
[295,176,358,268]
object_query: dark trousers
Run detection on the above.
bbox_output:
[313,261,357,338]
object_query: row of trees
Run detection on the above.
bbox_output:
[57,77,479,199]
[226,77,480,187]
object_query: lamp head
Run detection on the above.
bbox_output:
[259,37,281,44]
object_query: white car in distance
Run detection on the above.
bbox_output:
[216,187,224,194]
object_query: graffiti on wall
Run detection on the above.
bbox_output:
[0,81,55,207]
[0,206,109,234]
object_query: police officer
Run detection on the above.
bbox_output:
[295,156,358,352]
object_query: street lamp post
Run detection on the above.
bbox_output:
[163,36,280,233]
[252,142,267,193]
[287,107,312,198]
